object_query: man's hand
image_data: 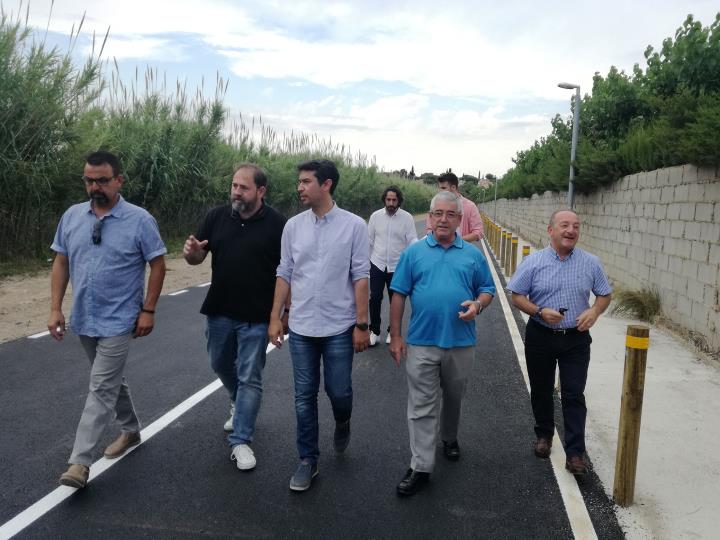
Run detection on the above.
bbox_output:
[353,328,370,353]
[458,300,480,321]
[268,317,285,348]
[183,235,208,264]
[576,307,599,332]
[540,308,565,326]
[48,310,66,341]
[389,335,406,366]
[133,312,155,338]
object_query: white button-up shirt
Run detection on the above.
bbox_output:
[368,207,417,273]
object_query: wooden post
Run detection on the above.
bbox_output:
[510,237,518,275]
[613,325,650,507]
[504,232,512,275]
[522,245,530,260]
[499,230,506,266]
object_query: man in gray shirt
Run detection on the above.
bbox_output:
[269,159,370,492]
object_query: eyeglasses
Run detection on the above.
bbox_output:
[82,176,114,186]
[430,210,460,219]
[92,218,103,245]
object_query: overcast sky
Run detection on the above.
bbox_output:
[8,0,719,177]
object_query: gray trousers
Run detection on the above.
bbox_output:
[69,333,140,466]
[405,344,475,473]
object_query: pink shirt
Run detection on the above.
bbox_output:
[425,195,484,239]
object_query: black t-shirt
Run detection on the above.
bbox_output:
[196,202,286,322]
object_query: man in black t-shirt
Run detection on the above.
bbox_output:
[183,163,286,471]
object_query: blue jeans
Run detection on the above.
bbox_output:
[289,327,354,464]
[205,316,268,446]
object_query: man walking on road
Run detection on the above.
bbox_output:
[269,159,370,492]
[389,191,495,496]
[49,151,166,489]
[183,164,286,471]
[367,185,417,346]
[424,172,483,242]
[507,209,612,476]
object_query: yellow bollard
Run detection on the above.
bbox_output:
[504,232,512,275]
[510,237,518,275]
[613,325,650,507]
[522,245,530,260]
[499,229,506,265]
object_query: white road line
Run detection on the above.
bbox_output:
[480,239,598,540]
[168,289,188,296]
[28,331,50,339]
[0,336,288,539]
[197,282,211,288]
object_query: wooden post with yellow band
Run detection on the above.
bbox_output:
[522,245,530,261]
[510,237,518,275]
[613,324,650,507]
[504,232,512,275]
[499,229,506,266]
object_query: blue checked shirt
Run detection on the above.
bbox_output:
[51,196,167,337]
[507,246,612,329]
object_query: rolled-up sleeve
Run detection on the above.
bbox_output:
[350,219,370,282]
[276,221,294,283]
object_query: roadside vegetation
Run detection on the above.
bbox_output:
[0,9,435,272]
[611,287,663,322]
[498,13,720,199]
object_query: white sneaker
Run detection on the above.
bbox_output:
[223,403,235,432]
[385,334,392,345]
[231,444,256,470]
[369,332,379,347]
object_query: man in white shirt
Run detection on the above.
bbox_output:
[367,186,417,346]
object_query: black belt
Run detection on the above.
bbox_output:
[529,319,585,335]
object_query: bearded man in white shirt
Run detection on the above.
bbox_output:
[367,186,418,346]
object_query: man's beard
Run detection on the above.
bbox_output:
[385,205,398,214]
[231,197,256,217]
[90,192,110,207]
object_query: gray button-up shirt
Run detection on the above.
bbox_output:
[276,203,370,337]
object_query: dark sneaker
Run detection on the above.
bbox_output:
[289,461,318,492]
[334,420,351,453]
[442,440,460,461]
[59,464,89,488]
[396,468,430,496]
[565,455,589,476]
[534,437,552,459]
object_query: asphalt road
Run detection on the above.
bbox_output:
[0,225,624,539]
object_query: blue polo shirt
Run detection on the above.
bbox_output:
[51,196,167,337]
[507,246,612,329]
[390,233,495,348]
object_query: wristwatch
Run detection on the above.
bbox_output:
[535,307,544,319]
[355,322,369,331]
[473,301,483,314]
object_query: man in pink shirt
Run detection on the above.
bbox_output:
[424,172,483,242]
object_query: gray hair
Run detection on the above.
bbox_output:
[430,191,463,213]
[548,208,578,227]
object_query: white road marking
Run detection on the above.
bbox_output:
[168,290,188,296]
[28,331,50,339]
[197,282,211,288]
[0,336,288,539]
[480,239,598,540]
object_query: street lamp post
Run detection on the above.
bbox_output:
[558,82,581,209]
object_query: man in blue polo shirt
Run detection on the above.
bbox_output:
[388,191,495,496]
[48,151,166,489]
[508,209,611,476]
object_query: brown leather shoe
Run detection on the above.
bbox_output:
[565,455,589,476]
[534,437,552,458]
[103,431,141,459]
[59,464,89,488]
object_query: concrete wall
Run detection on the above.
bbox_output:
[479,164,720,352]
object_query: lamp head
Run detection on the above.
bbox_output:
[558,82,580,90]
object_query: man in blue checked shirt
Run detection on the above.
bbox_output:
[48,151,166,489]
[507,209,612,476]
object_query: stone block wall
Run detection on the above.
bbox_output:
[479,164,720,352]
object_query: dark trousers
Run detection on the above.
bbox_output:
[369,262,394,335]
[524,318,592,457]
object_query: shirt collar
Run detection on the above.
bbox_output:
[548,245,574,260]
[425,232,463,249]
[312,201,338,223]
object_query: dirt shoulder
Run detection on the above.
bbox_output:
[0,254,210,344]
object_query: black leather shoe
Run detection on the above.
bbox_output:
[396,468,430,496]
[334,420,350,453]
[534,437,552,459]
[442,440,460,461]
